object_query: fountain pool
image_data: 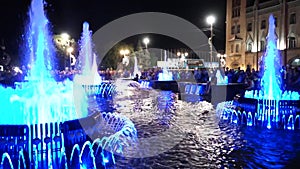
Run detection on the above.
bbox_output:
[0,0,135,168]
[217,14,300,130]
[1,1,300,168]
[108,80,300,168]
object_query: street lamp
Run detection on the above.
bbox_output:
[176,51,188,57]
[177,51,188,68]
[60,33,71,48]
[206,15,216,68]
[143,37,150,49]
[59,33,72,69]
[120,49,130,56]
[61,33,70,41]
[67,46,74,53]
[67,47,74,69]
[217,53,227,68]
[120,49,130,66]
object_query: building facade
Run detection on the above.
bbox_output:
[226,0,300,70]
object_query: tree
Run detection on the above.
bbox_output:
[100,42,134,70]
[53,34,76,70]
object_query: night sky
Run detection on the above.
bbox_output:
[0,0,226,57]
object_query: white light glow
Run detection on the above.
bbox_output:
[206,15,216,25]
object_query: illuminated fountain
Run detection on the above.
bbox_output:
[74,22,102,85]
[215,69,228,85]
[0,0,86,125]
[0,0,136,168]
[158,51,173,81]
[133,56,141,78]
[145,50,179,92]
[217,15,300,130]
[73,22,115,97]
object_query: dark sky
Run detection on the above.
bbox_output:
[0,0,226,55]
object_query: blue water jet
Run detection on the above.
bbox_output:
[0,1,138,169]
[215,69,228,85]
[217,15,300,130]
[244,15,299,100]
[0,0,88,125]
[158,51,173,81]
[73,22,103,86]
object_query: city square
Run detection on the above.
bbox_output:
[0,0,300,168]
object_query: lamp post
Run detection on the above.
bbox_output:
[120,49,130,57]
[143,37,150,49]
[176,51,188,58]
[177,51,188,68]
[120,49,130,66]
[217,53,227,68]
[61,33,70,42]
[58,32,74,69]
[142,37,151,68]
[67,47,74,69]
[206,15,216,68]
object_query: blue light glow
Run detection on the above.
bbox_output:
[0,0,137,168]
[103,157,109,163]
[244,15,299,101]
[0,0,88,125]
[215,69,228,85]
[158,70,174,81]
[260,15,282,100]
[218,15,300,130]
[1,153,14,169]
[73,22,103,85]
[158,51,173,81]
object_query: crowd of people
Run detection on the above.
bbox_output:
[138,65,300,92]
[0,64,300,92]
[0,66,116,87]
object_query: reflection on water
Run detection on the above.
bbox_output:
[95,80,300,168]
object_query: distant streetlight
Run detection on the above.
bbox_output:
[206,15,216,68]
[217,53,227,67]
[61,33,70,41]
[67,47,74,69]
[58,33,74,69]
[67,47,74,53]
[177,51,188,68]
[120,49,130,56]
[177,51,188,57]
[143,37,150,49]
[120,49,130,66]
